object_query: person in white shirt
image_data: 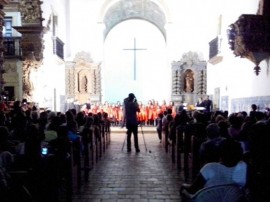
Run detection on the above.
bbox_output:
[180,138,247,195]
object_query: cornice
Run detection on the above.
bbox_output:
[13,25,45,34]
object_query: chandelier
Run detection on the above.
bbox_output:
[227,14,270,75]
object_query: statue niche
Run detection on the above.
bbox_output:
[78,72,88,93]
[65,51,101,105]
[171,51,207,106]
[184,69,194,93]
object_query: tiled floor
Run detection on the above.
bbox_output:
[72,127,183,202]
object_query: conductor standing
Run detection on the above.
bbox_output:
[123,93,140,152]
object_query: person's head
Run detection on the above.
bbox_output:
[166,108,172,115]
[193,111,205,123]
[84,116,94,128]
[158,112,163,119]
[219,139,243,167]
[215,114,225,124]
[206,123,220,139]
[57,125,69,138]
[228,113,243,129]
[93,114,100,125]
[251,104,257,111]
[128,93,136,102]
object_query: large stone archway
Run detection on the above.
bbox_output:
[98,0,171,103]
[100,0,169,41]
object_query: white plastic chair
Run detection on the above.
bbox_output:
[183,184,247,202]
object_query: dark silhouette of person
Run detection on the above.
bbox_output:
[203,95,213,113]
[249,104,258,123]
[123,93,140,152]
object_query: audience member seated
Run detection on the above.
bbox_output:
[49,125,71,162]
[65,110,80,142]
[247,120,270,201]
[76,111,86,132]
[0,127,14,201]
[81,116,94,145]
[92,114,102,141]
[24,124,42,170]
[180,139,247,196]
[44,116,60,142]
[199,123,226,165]
[227,113,244,140]
[217,120,230,139]
[0,126,15,153]
[102,112,111,132]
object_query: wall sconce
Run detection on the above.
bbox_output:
[227,14,270,75]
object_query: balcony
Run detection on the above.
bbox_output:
[208,35,223,65]
[3,37,21,58]
[52,36,64,60]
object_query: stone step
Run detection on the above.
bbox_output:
[110,126,157,133]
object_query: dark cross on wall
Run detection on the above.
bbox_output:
[123,38,147,80]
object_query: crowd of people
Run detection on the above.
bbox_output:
[156,103,270,201]
[76,95,212,127]
[1,95,269,201]
[79,99,177,127]
[0,99,111,201]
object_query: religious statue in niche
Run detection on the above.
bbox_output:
[22,58,40,101]
[184,69,194,93]
[79,74,88,93]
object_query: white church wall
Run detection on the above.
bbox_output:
[36,0,268,110]
[68,0,104,62]
[103,19,170,104]
[38,0,69,112]
[206,0,270,113]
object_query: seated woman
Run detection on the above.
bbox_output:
[180,138,247,196]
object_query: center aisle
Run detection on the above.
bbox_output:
[73,126,183,202]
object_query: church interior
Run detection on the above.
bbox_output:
[0,0,269,113]
[0,0,270,201]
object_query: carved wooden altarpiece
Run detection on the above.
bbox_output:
[171,52,207,106]
[65,52,101,105]
[13,0,44,102]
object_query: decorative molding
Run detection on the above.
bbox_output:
[103,0,166,41]
[74,51,93,64]
[19,0,43,25]
[228,14,270,75]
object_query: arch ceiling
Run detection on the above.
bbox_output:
[103,0,166,40]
